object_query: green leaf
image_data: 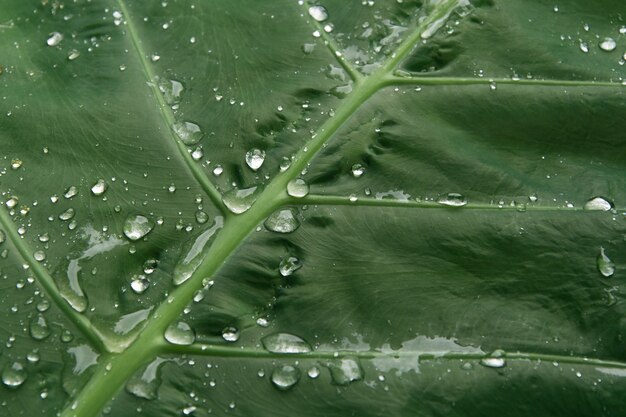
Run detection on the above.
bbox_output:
[1,0,625,416]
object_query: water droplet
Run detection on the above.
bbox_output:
[67,49,80,61]
[579,42,589,53]
[222,187,259,214]
[262,333,312,353]
[279,256,302,276]
[597,247,615,277]
[599,37,617,52]
[33,250,46,262]
[221,327,239,342]
[0,230,5,244]
[245,148,266,171]
[437,193,467,207]
[287,179,309,198]
[583,197,613,211]
[59,208,75,221]
[130,275,149,294]
[91,179,108,196]
[326,357,363,385]
[191,147,203,161]
[264,209,300,233]
[212,165,224,176]
[159,79,184,105]
[172,121,203,145]
[123,215,154,241]
[5,197,18,209]
[271,365,301,390]
[11,159,22,170]
[480,349,506,368]
[351,163,365,178]
[307,366,320,379]
[29,314,51,340]
[126,357,167,400]
[64,186,78,199]
[46,32,63,46]
[2,362,27,388]
[195,210,209,224]
[528,193,538,203]
[308,5,328,22]
[164,321,195,345]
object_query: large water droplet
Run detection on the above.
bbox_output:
[59,208,75,221]
[583,197,613,211]
[123,215,154,241]
[307,366,320,379]
[164,321,195,345]
[597,247,615,277]
[279,256,302,276]
[271,365,301,390]
[326,357,363,385]
[222,327,240,342]
[222,187,259,214]
[262,333,312,353]
[480,349,506,368]
[159,79,184,105]
[46,32,63,46]
[245,148,266,171]
[172,121,203,145]
[599,37,617,51]
[437,193,467,207]
[126,358,167,400]
[64,185,78,199]
[287,179,309,198]
[2,362,27,388]
[308,5,328,22]
[33,250,46,262]
[351,163,365,178]
[91,179,108,196]
[29,314,51,340]
[131,275,150,294]
[264,209,300,233]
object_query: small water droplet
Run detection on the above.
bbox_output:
[307,366,320,379]
[11,159,22,170]
[29,314,51,340]
[579,42,589,53]
[164,321,195,345]
[172,121,203,145]
[1,362,27,389]
[262,333,311,353]
[91,179,108,196]
[64,186,78,199]
[308,5,328,22]
[264,209,300,233]
[583,196,613,211]
[212,165,224,176]
[597,247,615,277]
[0,230,5,244]
[287,179,309,198]
[437,193,467,207]
[279,256,302,276]
[599,37,617,52]
[351,163,365,178]
[195,210,209,224]
[33,250,46,262]
[123,215,154,241]
[271,365,301,390]
[480,350,506,368]
[159,79,184,105]
[46,32,63,46]
[222,187,259,214]
[245,148,266,171]
[67,49,80,61]
[326,357,363,385]
[130,275,150,294]
[221,327,239,342]
[59,208,75,221]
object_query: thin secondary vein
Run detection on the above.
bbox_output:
[115,0,226,214]
[384,75,626,88]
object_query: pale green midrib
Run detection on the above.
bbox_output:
[164,344,626,369]
[384,75,626,88]
[290,195,626,212]
[0,206,106,352]
[303,1,363,83]
[57,2,495,416]
[114,0,225,215]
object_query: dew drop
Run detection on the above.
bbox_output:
[287,179,309,198]
[437,193,467,207]
[172,121,204,145]
[222,187,259,214]
[326,357,363,385]
[212,165,224,176]
[351,163,365,178]
[195,210,209,224]
[125,357,166,400]
[159,79,184,105]
[0,230,5,244]
[123,215,154,241]
[164,321,195,345]
[271,365,301,390]
[33,250,46,262]
[64,186,78,199]
[2,362,27,388]
[221,327,239,342]
[307,366,320,379]
[583,197,613,211]
[67,49,80,61]
[279,256,302,276]
[46,32,63,46]
[599,37,617,52]
[130,276,150,294]
[579,42,589,53]
[480,349,506,368]
[262,333,311,353]
[245,148,266,171]
[597,247,615,277]
[29,314,51,340]
[59,208,75,221]
[264,209,300,233]
[91,179,108,196]
[11,159,22,170]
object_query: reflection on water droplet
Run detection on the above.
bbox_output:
[172,121,203,145]
[130,275,149,294]
[599,37,617,52]
[164,321,195,345]
[307,366,320,379]
[279,256,302,276]
[308,5,328,22]
[437,193,467,207]
[46,32,63,46]
[264,209,300,233]
[245,148,266,171]
[326,357,363,385]
[123,215,154,241]
[222,327,239,342]
[597,247,615,277]
[579,42,589,53]
[33,250,46,262]
[262,333,311,353]
[287,179,309,198]
[29,314,51,340]
[2,362,27,388]
[583,197,613,211]
[480,349,506,368]
[159,79,184,105]
[67,49,80,61]
[195,210,209,224]
[271,365,300,390]
[91,179,108,196]
[59,208,75,221]
[222,187,259,214]
[351,163,365,178]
